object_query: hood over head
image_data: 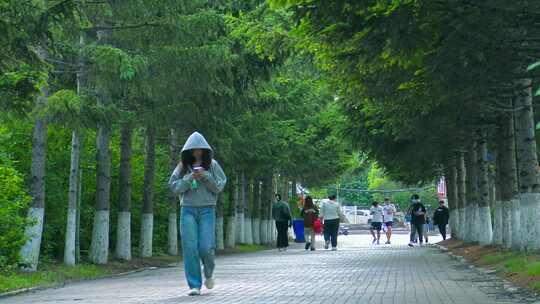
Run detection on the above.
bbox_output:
[182,132,213,153]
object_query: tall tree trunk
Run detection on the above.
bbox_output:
[465,142,478,243]
[19,44,49,272]
[89,28,112,265]
[457,152,467,241]
[74,34,84,263]
[115,123,133,260]
[497,112,520,249]
[235,170,245,244]
[269,173,277,242]
[260,175,269,244]
[476,130,493,245]
[282,178,289,201]
[252,178,261,245]
[492,147,503,246]
[167,128,179,255]
[225,172,236,248]
[64,130,80,265]
[140,126,156,257]
[244,174,253,245]
[515,79,540,250]
[216,194,225,251]
[75,168,82,262]
[446,160,458,239]
[89,124,111,264]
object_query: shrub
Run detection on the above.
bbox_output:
[0,165,30,270]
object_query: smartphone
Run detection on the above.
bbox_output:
[192,166,203,172]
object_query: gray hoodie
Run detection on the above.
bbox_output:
[168,132,227,207]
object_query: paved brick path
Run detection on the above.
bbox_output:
[2,234,539,304]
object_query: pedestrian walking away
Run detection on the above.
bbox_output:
[433,200,450,240]
[301,196,319,251]
[382,198,396,244]
[320,194,342,250]
[408,194,427,247]
[370,201,383,245]
[168,132,227,296]
[272,194,292,251]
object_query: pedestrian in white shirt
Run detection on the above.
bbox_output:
[382,198,396,244]
[370,201,384,245]
[320,195,342,251]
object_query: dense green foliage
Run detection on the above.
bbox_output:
[270,0,540,183]
[0,126,30,269]
[0,0,352,268]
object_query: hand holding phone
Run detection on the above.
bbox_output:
[192,166,204,180]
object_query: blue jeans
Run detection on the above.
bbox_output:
[180,206,216,289]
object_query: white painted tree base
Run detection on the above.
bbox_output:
[458,208,466,240]
[64,208,77,265]
[140,213,153,257]
[20,207,45,271]
[89,210,110,264]
[520,193,540,250]
[511,198,521,250]
[216,216,224,250]
[236,213,245,244]
[252,218,261,245]
[472,203,480,242]
[478,206,493,246]
[116,211,131,260]
[464,205,475,243]
[501,201,513,249]
[492,201,503,245]
[244,217,253,245]
[269,221,276,242]
[225,216,236,248]
[260,219,268,244]
[449,209,458,238]
[167,212,178,255]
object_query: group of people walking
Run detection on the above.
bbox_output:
[272,194,344,251]
[369,198,397,244]
[406,194,450,247]
[369,195,450,247]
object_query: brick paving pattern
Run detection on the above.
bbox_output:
[2,234,539,304]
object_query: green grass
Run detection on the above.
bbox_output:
[483,252,520,264]
[234,244,268,253]
[0,264,110,293]
[528,280,540,292]
[525,261,540,276]
[504,255,528,272]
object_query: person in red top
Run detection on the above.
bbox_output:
[301,196,319,251]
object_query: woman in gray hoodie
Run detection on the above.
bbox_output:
[169,132,227,296]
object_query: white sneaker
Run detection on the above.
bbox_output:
[331,247,337,251]
[324,241,330,249]
[204,277,214,290]
[188,288,201,296]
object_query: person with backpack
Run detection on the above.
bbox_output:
[408,194,427,247]
[320,194,342,251]
[272,194,292,251]
[301,196,319,251]
[168,132,227,296]
[433,200,450,240]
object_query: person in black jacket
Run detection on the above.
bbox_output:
[408,194,427,247]
[433,200,450,240]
